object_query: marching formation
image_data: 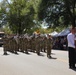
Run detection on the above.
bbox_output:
[2,34,53,58]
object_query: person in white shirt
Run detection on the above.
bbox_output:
[67,27,76,69]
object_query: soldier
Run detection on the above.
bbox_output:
[14,34,19,51]
[40,35,44,52]
[9,36,14,53]
[3,35,8,55]
[13,37,18,54]
[35,34,41,55]
[23,37,28,54]
[46,34,53,58]
[28,37,31,51]
[31,36,36,53]
[7,35,12,52]
[43,36,47,52]
[19,36,24,52]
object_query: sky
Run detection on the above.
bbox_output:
[0,0,2,2]
[41,22,48,29]
[0,0,11,3]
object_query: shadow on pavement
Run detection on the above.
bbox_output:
[18,51,31,55]
[25,52,31,55]
[7,51,19,55]
[69,68,76,71]
[51,53,56,55]
[3,53,10,56]
[48,56,57,59]
[37,53,45,57]
[53,49,68,52]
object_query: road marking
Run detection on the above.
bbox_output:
[57,58,68,63]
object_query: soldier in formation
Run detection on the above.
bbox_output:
[46,34,53,58]
[2,33,53,58]
[23,37,28,54]
[3,35,8,55]
[31,36,36,53]
[35,34,41,55]
[3,34,18,54]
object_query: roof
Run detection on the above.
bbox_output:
[57,28,70,37]
[49,31,58,36]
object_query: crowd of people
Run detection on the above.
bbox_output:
[53,37,67,50]
[2,33,53,58]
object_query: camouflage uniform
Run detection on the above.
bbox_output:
[31,37,36,52]
[43,36,47,52]
[28,38,31,51]
[19,37,24,52]
[9,37,14,52]
[46,35,53,58]
[40,37,43,52]
[13,38,18,54]
[8,37,12,52]
[23,37,28,53]
[3,36,8,55]
[36,35,41,55]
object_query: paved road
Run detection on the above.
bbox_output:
[0,47,76,75]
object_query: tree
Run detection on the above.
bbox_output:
[0,0,7,28]
[38,0,76,28]
[0,0,44,34]
[6,0,36,34]
[0,0,41,34]
[3,24,13,34]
